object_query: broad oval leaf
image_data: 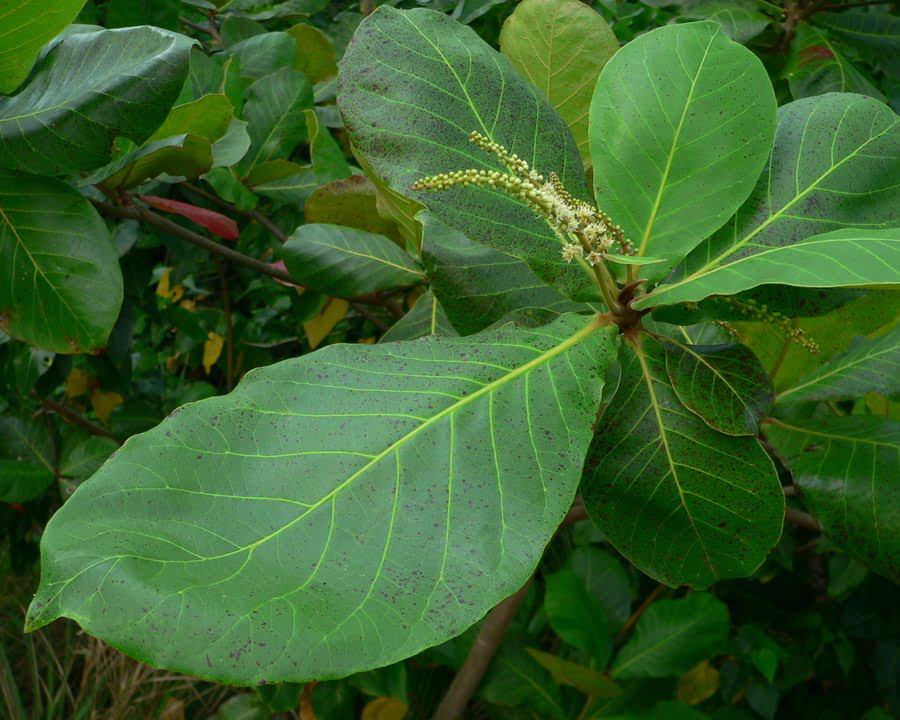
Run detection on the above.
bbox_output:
[500,0,618,169]
[776,325,900,405]
[589,21,776,281]
[421,213,584,336]
[663,339,774,436]
[641,93,900,309]
[612,592,729,679]
[0,171,123,353]
[0,27,194,176]
[0,415,56,501]
[338,6,597,302]
[27,313,617,683]
[581,333,784,588]
[379,291,457,343]
[0,0,86,94]
[544,569,611,666]
[282,224,425,296]
[815,11,900,79]
[765,417,900,581]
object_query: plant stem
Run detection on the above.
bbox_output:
[615,583,666,645]
[215,258,235,391]
[41,399,118,442]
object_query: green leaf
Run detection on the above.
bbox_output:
[589,21,776,282]
[302,109,352,185]
[354,151,425,251]
[339,6,597,302]
[815,12,900,79]
[0,171,123,354]
[282,224,425,296]
[0,461,56,503]
[500,0,618,169]
[228,32,296,80]
[785,24,885,102]
[569,546,632,629]
[678,1,770,44]
[527,648,622,698]
[611,593,729,679]
[236,67,314,176]
[0,27,194,176]
[379,291,458,343]
[0,0,86,94]
[776,325,900,405]
[289,24,337,83]
[421,213,584,336]
[640,94,900,310]
[581,333,784,588]
[765,417,900,581]
[229,0,329,21]
[305,176,403,242]
[27,313,618,683]
[545,570,612,666]
[0,415,56,502]
[637,228,900,310]
[662,340,775,436]
[59,436,120,483]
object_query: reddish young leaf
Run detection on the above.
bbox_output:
[140,195,239,240]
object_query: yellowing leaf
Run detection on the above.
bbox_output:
[90,389,124,425]
[361,697,408,720]
[203,332,225,375]
[66,368,90,398]
[359,337,376,344]
[166,355,180,372]
[179,298,197,312]
[156,268,185,303]
[677,660,720,706]
[303,298,349,350]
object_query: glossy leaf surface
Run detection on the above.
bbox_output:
[500,0,618,168]
[612,593,729,678]
[339,7,597,302]
[0,171,123,353]
[766,417,900,581]
[589,22,776,281]
[283,224,425,296]
[582,333,783,588]
[27,314,617,683]
[643,93,900,309]
[0,27,194,176]
[776,325,900,405]
[663,340,774,435]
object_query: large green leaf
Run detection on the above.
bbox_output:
[569,546,632,629]
[499,0,618,169]
[641,93,900,310]
[236,67,313,176]
[588,21,775,282]
[0,0,86,94]
[776,325,900,405]
[611,592,729,679]
[0,27,194,176]
[784,23,884,102]
[282,224,426,296]
[27,313,617,683]
[544,569,611,666]
[815,12,900,79]
[635,228,900,310]
[0,171,123,354]
[765,417,900,581]
[338,6,597,302]
[581,333,784,588]
[677,1,770,44]
[227,32,296,80]
[663,339,773,436]
[421,214,584,336]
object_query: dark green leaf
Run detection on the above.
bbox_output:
[227,32,295,80]
[765,417,900,581]
[289,24,337,83]
[282,224,425,296]
[59,436,120,482]
[527,648,622,698]
[545,569,611,666]
[663,340,774,435]
[642,94,900,310]
[27,313,618,683]
[0,27,194,175]
[589,21,776,282]
[305,176,402,242]
[0,171,123,353]
[678,1,770,44]
[339,6,597,302]
[776,325,900,405]
[815,12,900,79]
[570,546,632,629]
[0,0,86,94]
[581,333,784,588]
[500,0,618,168]
[379,291,458,343]
[612,593,729,678]
[0,462,56,503]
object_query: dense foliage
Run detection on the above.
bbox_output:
[1,1,899,718]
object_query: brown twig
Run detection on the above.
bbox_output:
[785,507,821,531]
[41,398,118,441]
[433,499,588,720]
[216,258,235,391]
[361,0,376,16]
[178,16,222,44]
[615,583,666,645]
